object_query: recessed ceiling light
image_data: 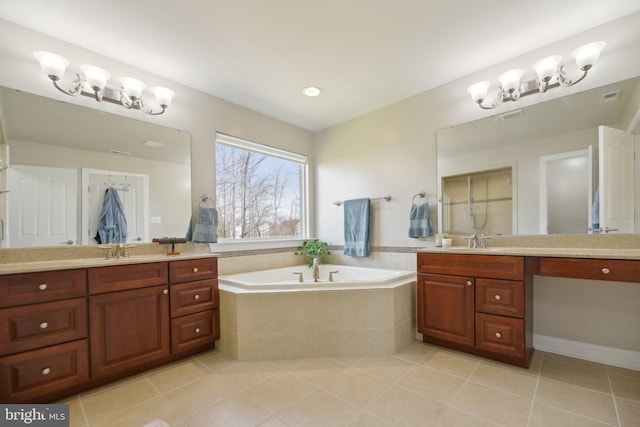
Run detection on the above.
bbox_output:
[303,86,322,97]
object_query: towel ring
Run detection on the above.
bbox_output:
[412,191,427,204]
[198,195,216,207]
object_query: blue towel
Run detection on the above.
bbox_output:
[408,202,433,238]
[343,198,370,257]
[592,188,600,233]
[193,206,218,243]
[95,187,128,244]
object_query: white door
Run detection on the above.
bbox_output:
[598,126,635,233]
[539,149,592,234]
[8,165,78,247]
[82,169,149,244]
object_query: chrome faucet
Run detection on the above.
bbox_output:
[467,234,489,248]
[312,257,320,282]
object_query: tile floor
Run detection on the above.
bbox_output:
[60,343,640,427]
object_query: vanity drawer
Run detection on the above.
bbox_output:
[0,298,87,356]
[88,262,168,294]
[171,309,219,354]
[475,278,524,318]
[418,253,524,280]
[0,269,86,308]
[475,313,524,359]
[539,257,640,283]
[0,339,89,403]
[169,258,218,284]
[170,279,218,318]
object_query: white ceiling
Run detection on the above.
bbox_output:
[1,0,640,132]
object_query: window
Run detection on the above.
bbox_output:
[215,133,307,240]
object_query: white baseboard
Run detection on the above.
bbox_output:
[534,334,640,371]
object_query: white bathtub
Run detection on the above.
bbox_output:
[217,264,417,361]
[219,264,416,293]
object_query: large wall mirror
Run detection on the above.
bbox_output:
[437,76,640,236]
[0,87,191,248]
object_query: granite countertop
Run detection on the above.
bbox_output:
[0,252,219,275]
[417,247,640,260]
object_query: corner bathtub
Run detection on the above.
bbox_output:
[218,264,415,292]
[218,264,417,361]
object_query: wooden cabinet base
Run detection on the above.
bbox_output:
[421,335,533,368]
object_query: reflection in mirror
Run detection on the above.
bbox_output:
[437,76,640,236]
[0,87,191,248]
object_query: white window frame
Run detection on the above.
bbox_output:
[213,133,309,250]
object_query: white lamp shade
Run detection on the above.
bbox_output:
[151,86,175,107]
[120,76,146,99]
[467,81,491,102]
[33,51,69,80]
[498,69,524,93]
[532,55,561,81]
[572,41,606,70]
[80,65,111,91]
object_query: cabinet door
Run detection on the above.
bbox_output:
[418,273,474,346]
[89,285,169,378]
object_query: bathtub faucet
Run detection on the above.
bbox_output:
[312,257,320,282]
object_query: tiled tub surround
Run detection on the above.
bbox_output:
[219,265,416,361]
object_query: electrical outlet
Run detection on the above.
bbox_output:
[151,216,162,224]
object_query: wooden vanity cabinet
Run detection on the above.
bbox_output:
[0,269,89,403]
[417,253,533,367]
[169,259,220,354]
[88,262,170,379]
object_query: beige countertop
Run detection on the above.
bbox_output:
[417,247,640,260]
[0,252,219,275]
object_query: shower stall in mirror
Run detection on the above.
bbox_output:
[441,167,513,236]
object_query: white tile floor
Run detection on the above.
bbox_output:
[61,342,640,427]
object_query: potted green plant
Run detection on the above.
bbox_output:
[295,239,331,267]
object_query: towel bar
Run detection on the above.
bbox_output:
[333,195,391,206]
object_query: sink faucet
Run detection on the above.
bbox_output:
[467,234,490,248]
[312,257,320,282]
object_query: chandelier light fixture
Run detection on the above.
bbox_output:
[467,41,606,110]
[33,51,175,115]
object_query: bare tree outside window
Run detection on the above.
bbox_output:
[215,140,303,239]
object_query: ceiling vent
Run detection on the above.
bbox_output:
[600,90,621,104]
[500,109,523,121]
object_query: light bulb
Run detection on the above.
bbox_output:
[120,76,146,99]
[151,87,175,108]
[532,55,561,82]
[80,64,111,91]
[572,41,606,70]
[467,81,491,103]
[498,69,524,93]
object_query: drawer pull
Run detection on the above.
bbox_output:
[194,294,200,300]
[466,280,472,286]
[163,289,168,295]
[495,332,502,338]
[601,268,610,274]
[38,283,48,291]
[42,367,51,375]
[193,267,199,273]
[195,327,201,334]
[40,321,49,329]
[494,294,501,301]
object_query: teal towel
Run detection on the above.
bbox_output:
[193,206,218,243]
[343,198,370,257]
[408,202,433,238]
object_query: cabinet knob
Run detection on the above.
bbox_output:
[38,283,48,291]
[42,367,51,375]
[466,281,472,286]
[194,294,200,300]
[601,267,610,274]
[193,267,199,273]
[40,321,49,329]
[495,332,502,338]
[195,327,201,334]
[163,289,168,295]
[494,294,501,301]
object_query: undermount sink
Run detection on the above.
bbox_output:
[445,246,508,252]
